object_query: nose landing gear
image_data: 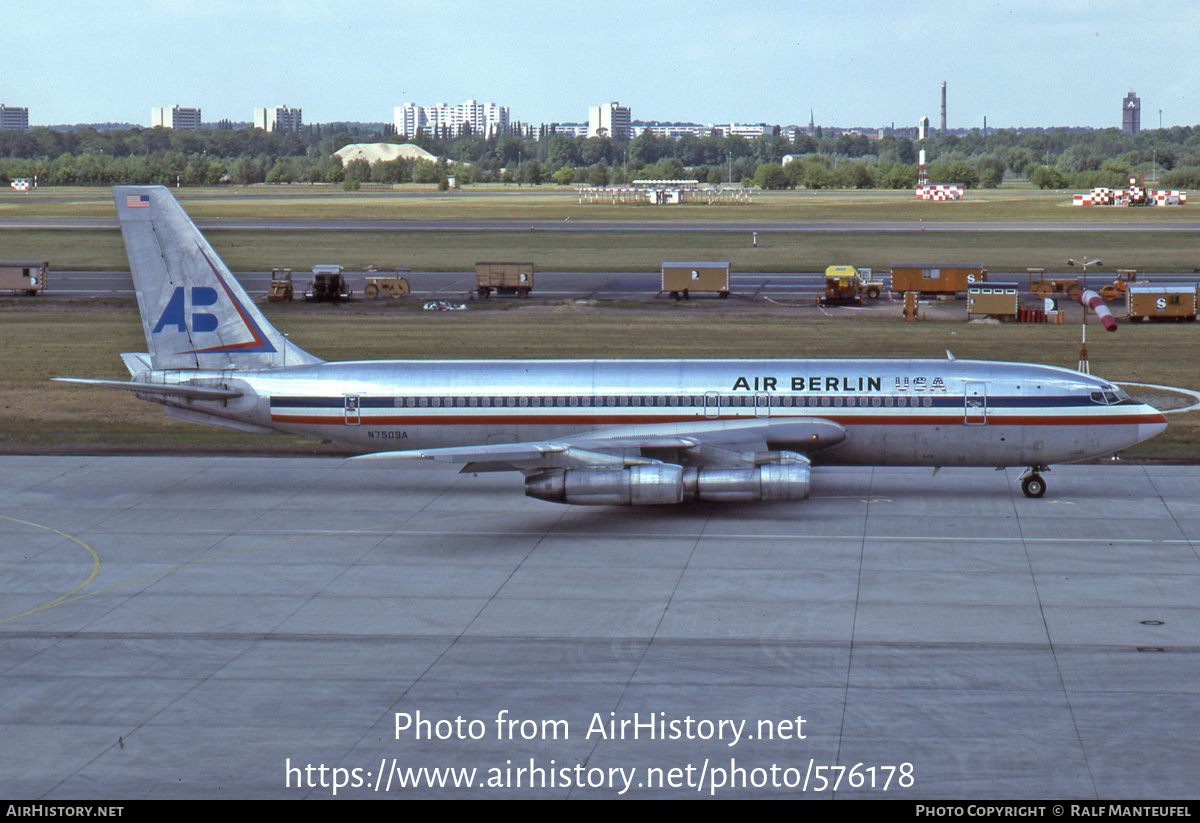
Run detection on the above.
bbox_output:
[1019,467,1048,498]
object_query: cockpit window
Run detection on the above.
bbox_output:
[1090,388,1134,405]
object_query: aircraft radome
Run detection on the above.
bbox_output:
[57,186,1168,505]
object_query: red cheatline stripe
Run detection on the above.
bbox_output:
[269,412,1166,427]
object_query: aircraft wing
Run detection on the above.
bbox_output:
[354,417,846,473]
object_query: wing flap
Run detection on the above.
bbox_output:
[355,417,846,472]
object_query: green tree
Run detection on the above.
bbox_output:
[1029,165,1068,189]
[753,162,789,190]
[975,156,1006,188]
[585,162,609,186]
[413,160,438,183]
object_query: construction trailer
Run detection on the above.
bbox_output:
[967,282,1020,319]
[1126,285,1198,321]
[304,265,352,302]
[476,262,533,298]
[890,263,985,297]
[661,262,731,300]
[0,261,48,295]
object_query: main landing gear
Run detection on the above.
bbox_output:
[1019,467,1048,499]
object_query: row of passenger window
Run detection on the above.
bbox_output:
[387,394,938,409]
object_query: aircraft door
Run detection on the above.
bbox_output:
[344,394,361,426]
[703,392,721,419]
[963,382,986,425]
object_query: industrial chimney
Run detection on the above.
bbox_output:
[941,82,947,134]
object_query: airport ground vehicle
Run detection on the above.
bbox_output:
[57,187,1169,506]
[820,266,884,305]
[364,271,412,299]
[267,268,294,302]
[661,262,731,300]
[1099,270,1139,301]
[1027,268,1082,300]
[305,265,351,302]
[476,262,533,298]
[0,260,48,295]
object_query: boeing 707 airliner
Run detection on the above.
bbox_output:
[56,186,1167,505]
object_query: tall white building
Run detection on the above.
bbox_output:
[254,106,303,132]
[587,102,631,140]
[0,105,29,131]
[151,106,202,130]
[394,100,509,139]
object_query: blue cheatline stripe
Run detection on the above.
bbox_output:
[269,394,1103,410]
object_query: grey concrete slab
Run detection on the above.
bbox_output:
[1,457,1199,799]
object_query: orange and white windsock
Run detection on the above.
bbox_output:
[1080,289,1118,332]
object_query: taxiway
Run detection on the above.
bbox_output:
[2,457,1198,798]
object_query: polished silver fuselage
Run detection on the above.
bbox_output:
[155,357,1167,467]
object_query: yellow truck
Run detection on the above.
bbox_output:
[820,265,884,305]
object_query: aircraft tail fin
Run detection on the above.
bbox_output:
[113,186,322,370]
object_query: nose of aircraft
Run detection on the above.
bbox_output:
[1138,407,1169,443]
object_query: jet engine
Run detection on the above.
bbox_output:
[524,461,811,505]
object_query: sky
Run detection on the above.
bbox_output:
[4,0,1198,131]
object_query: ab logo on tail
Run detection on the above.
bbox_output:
[153,287,219,333]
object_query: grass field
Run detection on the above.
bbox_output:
[2,226,1197,273]
[2,299,1197,458]
[1,185,1196,458]
[3,184,1199,272]
[2,183,1198,223]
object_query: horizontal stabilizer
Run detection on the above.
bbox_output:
[53,377,242,401]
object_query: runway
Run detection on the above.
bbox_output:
[3,456,1199,798]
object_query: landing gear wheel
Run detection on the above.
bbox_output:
[1021,474,1046,499]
